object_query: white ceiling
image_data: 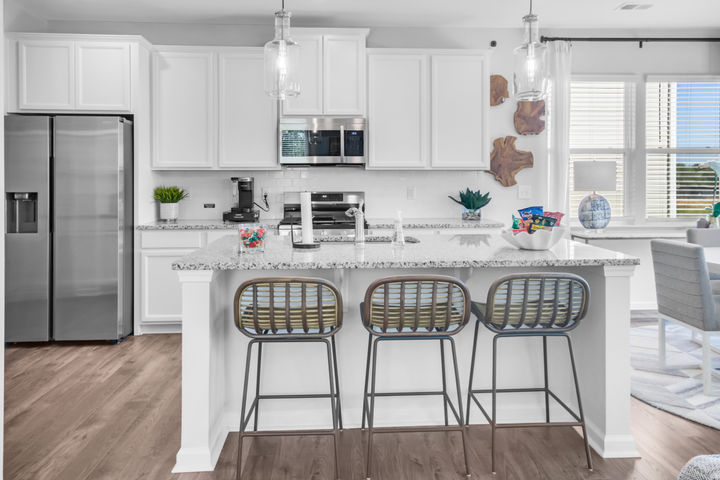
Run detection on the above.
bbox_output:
[12,0,720,29]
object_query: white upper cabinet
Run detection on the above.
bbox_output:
[282,29,368,116]
[76,42,131,111]
[282,34,323,115]
[323,35,366,115]
[218,51,278,169]
[18,40,75,110]
[152,49,216,169]
[151,46,279,170]
[431,53,489,169]
[368,52,428,169]
[366,49,489,170]
[10,34,141,113]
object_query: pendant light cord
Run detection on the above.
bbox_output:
[529,0,533,15]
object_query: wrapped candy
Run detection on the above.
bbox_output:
[238,225,267,252]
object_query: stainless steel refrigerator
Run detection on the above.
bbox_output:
[5,115,133,342]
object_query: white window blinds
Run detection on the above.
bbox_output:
[569,81,627,216]
[646,81,720,218]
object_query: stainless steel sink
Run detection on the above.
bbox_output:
[318,235,420,244]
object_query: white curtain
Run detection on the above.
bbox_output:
[546,40,572,216]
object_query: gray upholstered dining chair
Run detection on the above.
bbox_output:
[688,228,720,281]
[650,239,720,396]
[687,228,720,248]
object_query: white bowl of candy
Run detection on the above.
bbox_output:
[501,226,567,251]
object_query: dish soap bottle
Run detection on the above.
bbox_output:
[393,210,405,246]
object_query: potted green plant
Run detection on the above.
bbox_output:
[448,188,492,221]
[154,186,189,221]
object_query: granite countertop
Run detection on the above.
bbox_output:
[172,233,639,271]
[570,226,688,240]
[138,217,505,231]
[137,219,282,230]
[367,218,503,229]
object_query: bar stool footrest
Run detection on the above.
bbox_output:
[469,387,582,424]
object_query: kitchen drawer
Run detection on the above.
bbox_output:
[141,231,204,249]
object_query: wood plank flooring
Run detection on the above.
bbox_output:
[5,333,720,480]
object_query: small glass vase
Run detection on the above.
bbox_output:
[462,208,483,221]
[238,224,267,253]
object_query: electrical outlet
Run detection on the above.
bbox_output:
[406,186,416,200]
[518,185,532,200]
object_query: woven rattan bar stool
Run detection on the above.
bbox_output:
[361,275,472,479]
[465,273,593,473]
[233,277,343,480]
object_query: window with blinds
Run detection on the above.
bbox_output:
[569,81,627,216]
[646,81,720,218]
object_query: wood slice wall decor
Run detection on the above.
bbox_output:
[514,100,546,135]
[490,74,509,106]
[488,136,534,187]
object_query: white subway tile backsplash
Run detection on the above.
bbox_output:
[148,167,545,225]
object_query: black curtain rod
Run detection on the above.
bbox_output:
[542,36,720,43]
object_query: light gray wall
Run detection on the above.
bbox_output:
[4,0,47,32]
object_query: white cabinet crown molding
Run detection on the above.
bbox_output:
[6,32,152,49]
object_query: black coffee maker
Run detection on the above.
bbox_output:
[223,177,260,222]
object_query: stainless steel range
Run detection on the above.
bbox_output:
[278,191,368,234]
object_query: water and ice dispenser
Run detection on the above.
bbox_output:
[6,192,38,233]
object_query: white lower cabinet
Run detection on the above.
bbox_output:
[140,249,194,326]
[138,230,218,333]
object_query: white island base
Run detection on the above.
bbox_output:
[171,235,639,473]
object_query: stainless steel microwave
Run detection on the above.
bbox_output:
[279,117,366,166]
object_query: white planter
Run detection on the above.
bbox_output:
[159,202,179,221]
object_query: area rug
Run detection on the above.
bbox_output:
[631,319,720,429]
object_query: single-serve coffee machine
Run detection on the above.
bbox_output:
[223,177,260,222]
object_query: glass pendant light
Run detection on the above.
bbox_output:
[264,0,301,99]
[513,0,548,101]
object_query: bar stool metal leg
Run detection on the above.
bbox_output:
[323,339,341,480]
[237,340,256,480]
[253,342,262,431]
[440,339,449,427]
[448,337,471,478]
[361,333,372,430]
[543,337,550,423]
[491,335,499,474]
[366,338,380,480]
[331,335,343,430]
[466,320,481,425]
[565,335,593,471]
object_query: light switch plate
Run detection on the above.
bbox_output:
[518,185,532,199]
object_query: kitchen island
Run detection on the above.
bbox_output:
[171,233,640,473]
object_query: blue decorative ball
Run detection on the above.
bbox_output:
[578,193,611,229]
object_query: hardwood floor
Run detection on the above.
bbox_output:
[5,333,720,480]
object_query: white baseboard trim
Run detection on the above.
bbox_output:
[585,418,640,459]
[173,412,229,473]
[136,323,181,335]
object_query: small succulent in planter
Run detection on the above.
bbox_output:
[448,188,492,221]
[154,186,189,222]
